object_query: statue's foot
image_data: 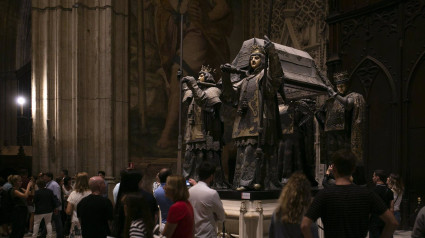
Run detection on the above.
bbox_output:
[253,184,262,190]
[213,182,231,190]
[156,134,173,148]
[236,186,247,191]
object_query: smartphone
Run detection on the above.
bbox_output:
[186,180,191,187]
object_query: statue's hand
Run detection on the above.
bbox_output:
[187,1,202,23]
[220,63,239,74]
[327,86,337,98]
[264,35,275,54]
[182,76,197,87]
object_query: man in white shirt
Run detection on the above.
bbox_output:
[189,161,226,238]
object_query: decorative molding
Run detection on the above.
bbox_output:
[351,56,397,102]
[32,3,128,16]
[404,0,425,32]
[405,49,425,100]
[327,0,400,24]
[369,8,398,37]
[240,201,247,213]
[341,8,398,56]
[255,201,263,214]
[248,0,328,71]
[354,60,380,96]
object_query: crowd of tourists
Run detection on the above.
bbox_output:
[1,149,425,238]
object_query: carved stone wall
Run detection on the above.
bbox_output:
[327,0,425,227]
[247,0,328,71]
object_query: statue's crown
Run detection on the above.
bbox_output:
[251,44,265,55]
[334,71,349,84]
[200,65,214,74]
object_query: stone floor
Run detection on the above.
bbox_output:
[13,230,412,238]
[0,228,412,238]
[391,230,412,237]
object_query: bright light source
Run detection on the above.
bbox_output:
[17,96,26,105]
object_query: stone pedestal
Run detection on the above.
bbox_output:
[218,190,280,238]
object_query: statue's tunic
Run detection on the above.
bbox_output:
[318,91,365,162]
[277,100,316,183]
[225,50,283,189]
[182,83,228,189]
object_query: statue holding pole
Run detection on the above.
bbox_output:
[181,66,228,189]
[221,36,283,191]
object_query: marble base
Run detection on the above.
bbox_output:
[218,190,280,238]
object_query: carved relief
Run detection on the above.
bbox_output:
[341,7,398,57]
[354,59,380,96]
[248,0,328,71]
[369,8,398,37]
[404,0,425,32]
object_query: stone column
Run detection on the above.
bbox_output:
[32,0,128,178]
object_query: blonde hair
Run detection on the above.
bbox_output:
[8,175,21,187]
[74,172,90,193]
[276,172,311,224]
[166,175,189,202]
[388,173,404,195]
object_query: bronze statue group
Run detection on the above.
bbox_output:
[181,37,365,191]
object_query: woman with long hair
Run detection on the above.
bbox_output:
[162,175,194,238]
[9,174,34,238]
[66,172,91,238]
[387,173,404,224]
[269,172,318,238]
[123,193,154,238]
[113,169,144,238]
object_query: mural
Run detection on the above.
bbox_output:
[129,0,243,160]
[129,0,329,169]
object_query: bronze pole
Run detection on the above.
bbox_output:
[177,9,184,175]
[138,0,147,130]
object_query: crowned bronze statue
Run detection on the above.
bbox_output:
[315,71,366,180]
[221,36,283,191]
[181,66,228,189]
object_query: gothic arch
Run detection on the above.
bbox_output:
[351,56,397,102]
[350,56,398,175]
[405,50,425,99]
[404,49,425,204]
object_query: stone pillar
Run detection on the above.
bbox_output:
[32,0,128,178]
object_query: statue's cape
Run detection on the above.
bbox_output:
[348,92,366,162]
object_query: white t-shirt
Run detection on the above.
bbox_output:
[393,190,403,212]
[67,190,92,222]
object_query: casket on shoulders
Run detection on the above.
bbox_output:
[230,38,329,100]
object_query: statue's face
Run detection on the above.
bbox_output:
[337,84,348,94]
[198,73,205,82]
[250,55,261,69]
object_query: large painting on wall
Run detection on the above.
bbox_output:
[129,0,244,161]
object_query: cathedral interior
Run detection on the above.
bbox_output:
[1,0,425,228]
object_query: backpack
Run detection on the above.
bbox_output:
[0,188,15,213]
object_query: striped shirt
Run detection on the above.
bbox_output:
[305,184,388,238]
[129,219,147,238]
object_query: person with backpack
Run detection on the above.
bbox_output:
[9,174,34,238]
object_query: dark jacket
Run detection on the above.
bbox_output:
[34,188,56,214]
